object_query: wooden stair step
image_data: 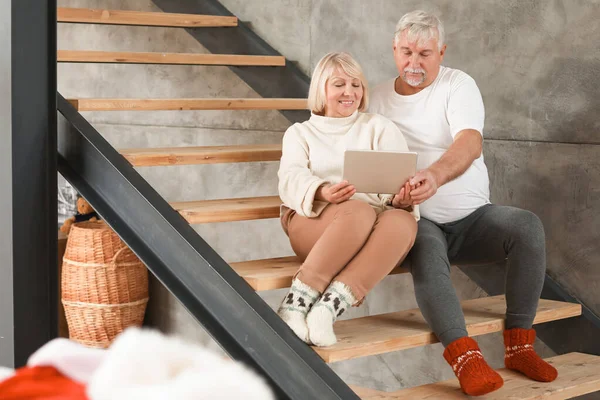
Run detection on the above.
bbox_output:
[231,256,301,291]
[361,352,600,399]
[68,98,307,111]
[171,196,282,224]
[351,385,385,398]
[58,50,285,66]
[57,7,238,27]
[121,144,282,166]
[231,256,409,291]
[314,295,581,363]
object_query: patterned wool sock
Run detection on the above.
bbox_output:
[306,281,356,347]
[504,328,558,382]
[277,279,320,343]
[443,336,504,396]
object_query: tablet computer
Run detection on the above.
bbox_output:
[342,150,417,194]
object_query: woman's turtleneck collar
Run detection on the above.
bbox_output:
[308,110,360,134]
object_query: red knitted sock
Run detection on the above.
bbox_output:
[504,328,558,382]
[443,336,504,396]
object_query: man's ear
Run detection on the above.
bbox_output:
[440,44,447,60]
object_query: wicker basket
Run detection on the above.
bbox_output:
[61,220,148,348]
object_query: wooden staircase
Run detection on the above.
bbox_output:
[58,6,599,399]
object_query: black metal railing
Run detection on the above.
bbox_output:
[1,0,58,368]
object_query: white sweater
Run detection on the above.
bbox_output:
[278,111,419,220]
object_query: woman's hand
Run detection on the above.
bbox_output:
[316,181,356,204]
[391,181,419,209]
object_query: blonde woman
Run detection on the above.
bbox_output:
[277,52,419,346]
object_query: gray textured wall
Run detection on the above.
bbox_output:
[0,1,14,369]
[56,0,600,392]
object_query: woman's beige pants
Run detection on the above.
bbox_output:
[281,200,417,302]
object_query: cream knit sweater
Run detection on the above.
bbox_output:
[278,111,419,220]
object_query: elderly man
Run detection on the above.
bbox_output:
[370,10,557,396]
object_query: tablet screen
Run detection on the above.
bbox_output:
[342,150,417,194]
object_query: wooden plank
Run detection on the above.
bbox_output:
[58,50,285,66]
[362,353,600,400]
[57,7,238,27]
[351,385,385,398]
[231,256,301,291]
[172,196,282,224]
[121,144,282,166]
[231,256,409,291]
[314,296,582,364]
[68,98,308,111]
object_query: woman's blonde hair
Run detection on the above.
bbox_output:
[307,52,369,115]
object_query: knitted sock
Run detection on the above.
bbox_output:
[306,281,356,347]
[504,328,558,382]
[443,336,504,396]
[277,279,320,343]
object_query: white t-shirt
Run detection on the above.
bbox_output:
[370,66,490,224]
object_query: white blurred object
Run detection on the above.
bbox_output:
[88,328,275,400]
[23,328,275,400]
[0,367,15,384]
[28,338,106,383]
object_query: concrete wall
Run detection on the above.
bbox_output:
[55,0,600,392]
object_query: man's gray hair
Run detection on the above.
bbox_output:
[394,10,445,50]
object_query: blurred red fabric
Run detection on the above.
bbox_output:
[0,366,88,400]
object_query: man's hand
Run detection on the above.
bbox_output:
[406,130,482,205]
[316,181,356,204]
[391,181,419,208]
[409,169,440,205]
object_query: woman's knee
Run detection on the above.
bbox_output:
[378,210,418,244]
[333,200,377,229]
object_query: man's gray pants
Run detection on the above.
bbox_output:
[409,204,546,347]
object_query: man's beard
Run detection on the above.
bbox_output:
[402,68,426,87]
